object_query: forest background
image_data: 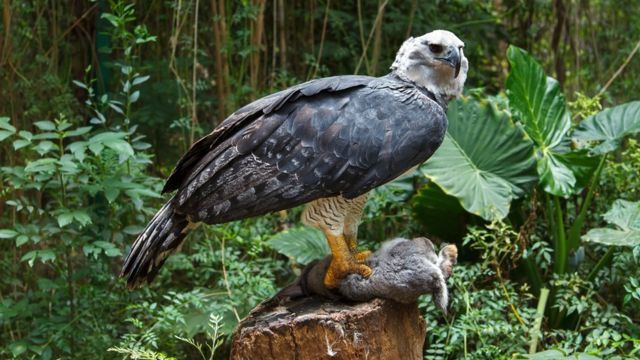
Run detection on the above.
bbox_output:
[1,0,640,359]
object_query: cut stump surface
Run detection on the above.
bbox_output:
[230,297,426,360]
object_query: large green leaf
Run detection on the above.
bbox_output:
[268,226,329,265]
[572,101,640,155]
[506,46,575,196]
[523,350,601,360]
[421,98,537,221]
[555,149,600,190]
[582,199,640,247]
[412,182,470,243]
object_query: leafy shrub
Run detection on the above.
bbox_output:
[0,112,163,358]
[2,1,640,359]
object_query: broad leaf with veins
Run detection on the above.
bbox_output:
[573,101,640,155]
[582,199,640,247]
[421,98,536,221]
[506,46,576,196]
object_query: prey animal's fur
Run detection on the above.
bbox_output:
[270,237,458,313]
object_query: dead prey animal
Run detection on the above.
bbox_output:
[269,237,458,313]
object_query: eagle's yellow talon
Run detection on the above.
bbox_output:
[322,233,373,289]
[357,263,373,278]
[324,259,373,289]
[355,250,372,263]
[346,234,359,253]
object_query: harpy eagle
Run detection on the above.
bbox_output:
[122,30,468,289]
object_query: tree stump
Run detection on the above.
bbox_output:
[230,296,426,360]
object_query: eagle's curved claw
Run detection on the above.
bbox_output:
[324,257,373,289]
[322,233,373,289]
[355,250,372,264]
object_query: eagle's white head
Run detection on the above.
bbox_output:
[391,30,468,101]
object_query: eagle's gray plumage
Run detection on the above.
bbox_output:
[122,30,468,288]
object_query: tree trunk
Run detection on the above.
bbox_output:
[230,297,426,360]
[249,0,266,99]
[370,0,386,76]
[211,0,230,124]
[551,0,566,86]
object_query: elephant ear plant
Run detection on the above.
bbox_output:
[420,97,537,222]
[507,47,640,326]
[411,45,640,331]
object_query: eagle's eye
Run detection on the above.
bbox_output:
[428,44,444,54]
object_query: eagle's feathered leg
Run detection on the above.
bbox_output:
[343,194,372,264]
[302,194,372,289]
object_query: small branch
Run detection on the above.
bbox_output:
[310,0,330,79]
[404,0,418,38]
[169,0,191,99]
[277,0,286,72]
[529,288,550,353]
[597,39,640,96]
[44,4,98,58]
[587,247,615,282]
[1,0,12,65]
[191,0,200,145]
[248,0,266,94]
[567,155,606,252]
[370,0,386,75]
[211,0,228,123]
[6,60,29,83]
[354,0,388,75]
[220,237,241,322]
[356,0,370,74]
[496,267,525,327]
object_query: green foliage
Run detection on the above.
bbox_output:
[422,263,537,359]
[573,102,640,155]
[421,97,537,221]
[361,178,418,246]
[464,221,521,272]
[108,313,225,360]
[268,226,330,266]
[0,79,164,358]
[2,1,640,359]
[0,113,162,357]
[417,45,640,358]
[601,139,640,201]
[522,349,602,359]
[569,93,603,122]
[582,200,640,247]
[412,182,469,243]
[506,46,577,197]
[107,306,224,360]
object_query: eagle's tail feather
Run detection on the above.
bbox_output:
[121,201,192,288]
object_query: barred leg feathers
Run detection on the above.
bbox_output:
[121,201,196,288]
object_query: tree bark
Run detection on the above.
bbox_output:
[551,0,566,86]
[249,0,266,99]
[370,0,386,76]
[277,0,287,71]
[230,297,426,360]
[211,0,230,124]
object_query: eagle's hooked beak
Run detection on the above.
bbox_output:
[436,47,462,78]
